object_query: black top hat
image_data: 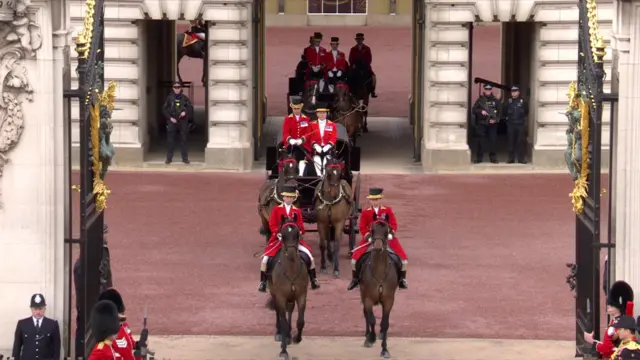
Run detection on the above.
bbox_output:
[172,81,181,88]
[30,293,46,308]
[281,185,298,197]
[613,315,637,330]
[355,33,364,39]
[608,280,635,314]
[90,300,121,342]
[483,84,493,90]
[367,187,384,199]
[330,37,339,43]
[511,85,520,91]
[98,288,125,314]
[315,102,329,112]
[290,96,303,107]
[313,32,323,40]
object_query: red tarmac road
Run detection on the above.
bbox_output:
[69,171,609,340]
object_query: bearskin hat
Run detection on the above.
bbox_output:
[98,288,125,314]
[90,300,121,342]
[607,280,634,315]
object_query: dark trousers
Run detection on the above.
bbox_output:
[507,123,526,162]
[166,120,189,161]
[474,123,498,160]
[75,311,84,359]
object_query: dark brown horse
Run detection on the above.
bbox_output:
[176,32,207,86]
[359,216,398,358]
[332,82,362,145]
[265,215,309,360]
[314,157,353,277]
[349,59,373,132]
[301,80,319,120]
[258,155,299,243]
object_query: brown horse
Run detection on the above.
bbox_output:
[265,215,309,360]
[349,60,372,132]
[314,157,353,277]
[332,82,362,145]
[301,80,319,120]
[176,32,207,86]
[258,155,299,243]
[358,216,398,358]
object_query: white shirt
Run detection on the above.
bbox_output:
[318,120,326,141]
[284,203,292,216]
[314,46,321,62]
[33,317,41,327]
[373,207,379,215]
[295,115,300,121]
[331,50,339,71]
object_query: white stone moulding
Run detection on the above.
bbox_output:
[209,104,249,123]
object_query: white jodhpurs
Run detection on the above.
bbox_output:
[298,245,316,269]
[318,79,326,92]
[195,33,206,40]
[298,161,307,176]
[313,155,323,176]
[261,256,269,271]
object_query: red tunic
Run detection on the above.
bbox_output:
[352,206,407,261]
[304,46,328,77]
[594,317,620,359]
[264,204,312,257]
[324,50,348,72]
[88,341,118,360]
[309,120,338,148]
[348,44,375,75]
[282,113,312,151]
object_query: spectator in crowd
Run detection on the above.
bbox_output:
[12,293,61,360]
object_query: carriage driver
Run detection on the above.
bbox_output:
[309,103,338,176]
[282,96,311,176]
[304,32,328,92]
[259,184,320,292]
[347,188,408,291]
[324,37,348,93]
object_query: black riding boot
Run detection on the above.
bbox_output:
[258,271,267,292]
[347,270,359,291]
[309,268,320,290]
[398,271,408,289]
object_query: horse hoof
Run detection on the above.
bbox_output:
[380,350,391,358]
[287,337,293,345]
[293,335,302,344]
[364,340,374,348]
[333,270,340,278]
[275,334,282,342]
[279,351,289,360]
[320,268,328,274]
[363,127,369,133]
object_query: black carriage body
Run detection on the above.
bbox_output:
[62,0,111,358]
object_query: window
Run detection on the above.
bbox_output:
[307,0,367,14]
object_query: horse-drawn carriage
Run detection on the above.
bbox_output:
[264,122,362,251]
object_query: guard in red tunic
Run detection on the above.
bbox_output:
[347,187,408,291]
[281,96,311,176]
[258,184,320,292]
[584,280,634,359]
[98,288,145,360]
[304,32,328,91]
[88,300,121,360]
[308,103,337,176]
[348,33,377,97]
[324,37,349,93]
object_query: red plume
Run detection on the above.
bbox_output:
[626,301,634,316]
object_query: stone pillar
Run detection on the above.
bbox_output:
[0,2,66,352]
[204,1,254,170]
[612,0,640,304]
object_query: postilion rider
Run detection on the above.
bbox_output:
[259,184,320,292]
[98,288,146,360]
[281,96,311,176]
[610,315,640,359]
[87,300,122,360]
[347,188,408,290]
[348,32,377,98]
[584,280,634,359]
[309,103,338,177]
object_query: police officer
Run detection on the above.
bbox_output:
[162,81,193,165]
[12,293,61,360]
[502,85,528,164]
[472,84,500,163]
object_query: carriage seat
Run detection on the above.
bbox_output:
[355,247,402,278]
[266,249,312,275]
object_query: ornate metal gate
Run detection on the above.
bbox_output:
[63,0,116,357]
[564,0,613,356]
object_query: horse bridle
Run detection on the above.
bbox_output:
[370,219,390,251]
[279,157,297,182]
[278,222,305,284]
[366,219,392,287]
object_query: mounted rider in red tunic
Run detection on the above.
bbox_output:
[259,184,320,292]
[347,187,408,290]
[348,33,377,98]
[323,37,349,93]
[281,96,312,176]
[583,280,635,359]
[304,32,328,92]
[182,20,206,56]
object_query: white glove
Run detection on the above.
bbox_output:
[313,144,322,153]
[387,233,393,240]
[288,139,297,145]
[337,70,342,77]
[296,139,303,145]
[322,145,332,152]
[328,72,334,78]
[313,66,320,72]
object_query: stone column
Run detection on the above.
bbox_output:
[612,0,640,305]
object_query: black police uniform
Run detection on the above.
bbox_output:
[162,83,193,164]
[472,84,500,163]
[502,85,528,163]
[12,294,61,360]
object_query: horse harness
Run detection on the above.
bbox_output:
[277,221,306,292]
[363,219,393,294]
[315,164,353,214]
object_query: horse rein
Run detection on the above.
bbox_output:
[278,222,305,288]
[366,220,392,287]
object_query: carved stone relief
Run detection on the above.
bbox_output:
[0,0,42,208]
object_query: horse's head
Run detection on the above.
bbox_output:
[279,215,301,252]
[325,157,344,187]
[278,154,298,182]
[370,214,391,251]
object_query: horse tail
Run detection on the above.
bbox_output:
[265,296,276,311]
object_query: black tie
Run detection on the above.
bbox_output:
[36,319,40,332]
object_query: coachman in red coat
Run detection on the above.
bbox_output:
[88,300,121,360]
[308,104,337,176]
[281,96,312,175]
[258,184,320,292]
[584,280,635,359]
[324,37,349,92]
[348,33,377,97]
[347,187,408,291]
[304,32,327,90]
